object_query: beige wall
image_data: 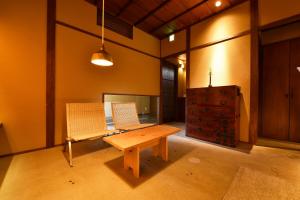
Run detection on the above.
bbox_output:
[259,0,300,26]
[190,1,250,142]
[55,0,160,145]
[191,2,250,48]
[161,30,186,57]
[0,0,46,155]
[190,36,250,142]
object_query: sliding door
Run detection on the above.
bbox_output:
[290,38,300,142]
[261,38,300,142]
[261,41,290,140]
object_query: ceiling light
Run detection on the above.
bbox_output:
[91,0,113,67]
[169,34,175,42]
[215,1,222,7]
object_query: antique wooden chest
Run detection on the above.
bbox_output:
[186,86,240,147]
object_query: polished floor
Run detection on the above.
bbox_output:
[0,123,300,200]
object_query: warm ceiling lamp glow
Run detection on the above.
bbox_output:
[91,0,113,67]
[178,60,185,69]
[215,1,222,7]
[91,49,113,66]
[169,34,175,42]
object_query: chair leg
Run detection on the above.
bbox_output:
[68,140,73,167]
[63,140,67,152]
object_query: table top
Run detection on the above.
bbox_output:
[103,125,181,150]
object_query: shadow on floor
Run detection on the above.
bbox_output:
[62,139,111,165]
[0,156,13,187]
[104,139,195,188]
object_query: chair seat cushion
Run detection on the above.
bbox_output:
[70,130,116,141]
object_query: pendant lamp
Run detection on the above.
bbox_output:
[91,0,113,66]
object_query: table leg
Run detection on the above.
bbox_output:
[124,147,140,178]
[160,137,168,161]
[152,145,159,157]
[152,137,168,161]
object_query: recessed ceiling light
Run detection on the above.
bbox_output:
[169,34,175,42]
[215,1,222,7]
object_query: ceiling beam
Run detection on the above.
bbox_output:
[116,0,134,17]
[150,0,209,33]
[134,0,171,26]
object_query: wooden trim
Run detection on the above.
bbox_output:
[162,50,187,60]
[190,30,251,51]
[186,27,191,89]
[150,0,209,33]
[134,0,170,26]
[0,147,47,158]
[0,142,66,158]
[159,59,163,124]
[46,0,56,148]
[160,0,249,40]
[185,27,191,134]
[56,20,160,60]
[249,0,259,145]
[260,13,300,32]
[97,11,133,39]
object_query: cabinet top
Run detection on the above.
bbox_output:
[188,85,240,90]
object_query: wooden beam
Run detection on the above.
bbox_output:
[150,0,209,34]
[162,50,187,60]
[56,20,160,59]
[260,13,300,31]
[134,0,171,26]
[250,0,259,145]
[116,0,134,17]
[46,0,56,148]
[97,10,133,39]
[190,30,250,51]
[159,0,249,39]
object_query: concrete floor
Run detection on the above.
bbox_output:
[0,123,300,200]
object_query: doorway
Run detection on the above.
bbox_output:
[260,38,300,143]
[161,54,186,124]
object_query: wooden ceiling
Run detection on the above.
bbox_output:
[89,0,247,39]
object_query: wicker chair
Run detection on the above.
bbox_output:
[65,102,114,166]
[111,102,155,131]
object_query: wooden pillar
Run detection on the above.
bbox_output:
[46,0,56,147]
[186,27,191,89]
[250,0,259,144]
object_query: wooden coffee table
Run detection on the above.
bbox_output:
[103,125,181,178]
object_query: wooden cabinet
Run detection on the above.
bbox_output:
[186,86,240,147]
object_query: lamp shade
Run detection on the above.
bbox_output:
[91,48,113,67]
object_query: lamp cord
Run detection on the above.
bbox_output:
[101,0,104,47]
